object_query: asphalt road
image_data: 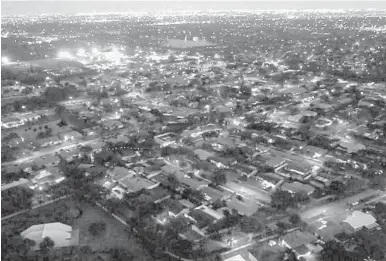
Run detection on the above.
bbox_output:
[2,138,100,166]
[299,189,385,225]
[263,145,367,181]
[226,181,271,203]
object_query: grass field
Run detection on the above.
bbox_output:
[67,201,143,253]
[2,199,148,257]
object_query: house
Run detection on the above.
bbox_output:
[281,230,319,256]
[282,163,312,178]
[265,156,287,169]
[281,181,315,195]
[181,225,205,244]
[343,211,379,232]
[302,145,327,159]
[119,175,156,192]
[195,205,224,220]
[188,208,217,229]
[155,199,188,224]
[21,222,79,251]
[37,136,62,148]
[102,120,124,130]
[222,250,259,261]
[199,186,231,202]
[194,149,215,161]
[310,176,331,189]
[108,167,134,181]
[31,168,65,189]
[154,132,178,147]
[111,186,126,199]
[82,128,97,136]
[256,172,284,190]
[34,155,60,168]
[336,141,366,154]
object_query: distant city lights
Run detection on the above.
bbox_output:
[57,51,74,59]
[77,48,86,57]
[92,47,100,55]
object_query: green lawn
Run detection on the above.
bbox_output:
[70,201,142,252]
[2,199,148,258]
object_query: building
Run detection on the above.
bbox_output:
[194,149,215,161]
[155,199,188,224]
[21,222,79,251]
[281,181,315,195]
[31,168,65,189]
[281,230,318,249]
[37,136,62,148]
[265,156,287,169]
[195,205,224,220]
[102,120,124,130]
[343,211,379,232]
[222,250,259,261]
[154,132,178,147]
[34,155,61,168]
[336,141,366,154]
[280,230,320,256]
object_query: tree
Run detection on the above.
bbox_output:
[328,180,345,195]
[212,199,227,210]
[293,191,310,204]
[109,248,134,261]
[168,216,190,234]
[239,216,263,233]
[39,237,54,253]
[1,187,34,217]
[88,221,107,236]
[270,190,295,210]
[212,170,227,185]
[182,188,205,204]
[374,202,386,215]
[320,240,355,261]
[167,174,180,190]
[55,105,67,119]
[289,213,301,225]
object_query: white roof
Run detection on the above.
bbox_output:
[224,255,248,261]
[21,222,73,249]
[343,211,378,230]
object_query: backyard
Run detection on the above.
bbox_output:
[2,199,151,259]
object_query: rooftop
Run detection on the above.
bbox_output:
[281,230,317,249]
[21,222,79,250]
[119,176,155,192]
[343,211,378,230]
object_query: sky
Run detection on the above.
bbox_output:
[2,1,386,16]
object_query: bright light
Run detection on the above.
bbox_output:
[57,51,74,59]
[92,47,99,55]
[77,48,86,57]
[2,56,10,64]
[106,47,123,62]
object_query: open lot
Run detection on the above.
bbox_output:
[226,181,271,204]
[70,201,137,251]
[2,199,148,256]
